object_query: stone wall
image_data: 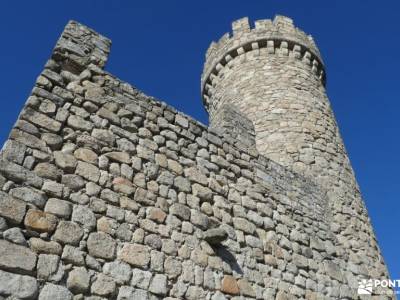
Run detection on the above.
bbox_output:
[0,20,393,300]
[201,15,392,298]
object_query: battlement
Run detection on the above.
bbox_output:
[201,15,326,110]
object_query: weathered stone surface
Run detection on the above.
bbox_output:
[0,191,26,224]
[149,274,168,296]
[2,139,26,164]
[119,243,150,267]
[42,133,63,149]
[164,256,182,279]
[237,279,256,297]
[67,115,93,131]
[131,268,152,289]
[192,184,213,201]
[76,161,100,182]
[61,245,85,266]
[144,233,162,249]
[117,286,149,300]
[324,261,343,281]
[37,254,64,282]
[71,205,96,230]
[67,267,90,293]
[38,283,73,300]
[148,207,167,223]
[170,203,191,220]
[97,107,120,124]
[92,129,115,146]
[41,180,63,198]
[0,239,37,274]
[4,227,27,245]
[232,217,256,234]
[104,151,130,164]
[0,269,38,299]
[54,151,77,172]
[184,167,208,185]
[87,232,116,260]
[62,174,85,190]
[0,158,43,188]
[23,108,62,133]
[24,209,58,233]
[0,18,391,300]
[85,86,106,104]
[103,260,132,284]
[10,187,47,208]
[44,198,72,218]
[74,148,98,164]
[29,238,62,255]
[91,274,116,297]
[173,176,191,192]
[34,162,60,181]
[221,275,239,295]
[53,221,83,245]
[203,227,228,245]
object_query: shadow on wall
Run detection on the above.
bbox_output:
[213,245,244,275]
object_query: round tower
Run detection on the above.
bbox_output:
[202,15,390,290]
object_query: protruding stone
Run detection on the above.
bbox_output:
[203,227,228,245]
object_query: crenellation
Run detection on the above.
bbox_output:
[254,19,273,31]
[232,17,250,36]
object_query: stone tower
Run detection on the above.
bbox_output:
[202,15,390,293]
[0,18,392,299]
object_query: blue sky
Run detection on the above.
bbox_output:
[0,0,399,281]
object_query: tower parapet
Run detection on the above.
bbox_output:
[201,15,325,113]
